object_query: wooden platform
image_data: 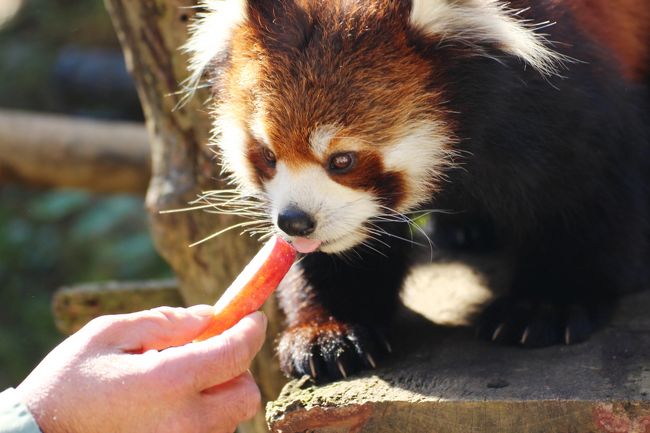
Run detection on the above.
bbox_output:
[266,255,650,433]
[53,279,182,334]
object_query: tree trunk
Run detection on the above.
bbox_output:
[103,1,286,431]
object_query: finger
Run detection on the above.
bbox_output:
[85,305,217,352]
[200,371,262,431]
[156,312,267,390]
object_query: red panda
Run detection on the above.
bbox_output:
[186,0,650,382]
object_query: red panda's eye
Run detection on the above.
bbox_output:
[328,152,356,174]
[262,147,276,167]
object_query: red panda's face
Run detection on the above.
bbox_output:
[210,2,454,252]
[188,0,562,253]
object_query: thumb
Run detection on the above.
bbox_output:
[95,305,217,353]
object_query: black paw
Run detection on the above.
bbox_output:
[277,321,391,383]
[476,297,611,347]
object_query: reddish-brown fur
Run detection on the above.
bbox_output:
[219,0,451,205]
[550,0,650,82]
[330,151,406,209]
[245,136,275,184]
[197,0,650,382]
[211,0,648,198]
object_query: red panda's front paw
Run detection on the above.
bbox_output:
[476,296,612,347]
[277,320,390,383]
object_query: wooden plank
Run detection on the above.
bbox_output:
[52,279,183,334]
[267,256,650,433]
[0,109,150,194]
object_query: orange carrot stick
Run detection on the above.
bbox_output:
[194,235,296,341]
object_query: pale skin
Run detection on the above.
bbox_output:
[15,306,267,433]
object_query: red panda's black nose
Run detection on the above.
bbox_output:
[278,207,316,237]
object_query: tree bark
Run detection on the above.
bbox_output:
[103,1,286,431]
[0,109,149,194]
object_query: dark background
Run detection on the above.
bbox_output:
[0,0,171,388]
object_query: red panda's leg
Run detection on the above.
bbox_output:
[476,214,647,347]
[276,226,412,382]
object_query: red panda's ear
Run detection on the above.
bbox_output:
[183,0,248,94]
[184,0,312,95]
[246,0,313,50]
[408,0,566,75]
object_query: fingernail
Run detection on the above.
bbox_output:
[188,304,215,317]
[249,311,267,328]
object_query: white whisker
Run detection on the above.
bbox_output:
[374,205,437,260]
[361,230,391,249]
[365,224,426,248]
[189,220,268,248]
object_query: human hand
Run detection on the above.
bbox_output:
[15,306,267,433]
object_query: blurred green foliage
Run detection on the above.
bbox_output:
[0,0,120,113]
[0,0,172,388]
[0,188,172,387]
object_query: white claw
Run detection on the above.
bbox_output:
[519,327,530,345]
[384,339,393,353]
[491,323,505,341]
[366,353,377,369]
[336,360,348,378]
[309,356,317,379]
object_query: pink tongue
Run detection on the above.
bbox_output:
[292,237,322,254]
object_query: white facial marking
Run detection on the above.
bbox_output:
[409,0,565,75]
[184,0,248,92]
[309,124,340,159]
[215,116,457,251]
[383,120,456,211]
[213,111,255,192]
[266,163,379,253]
[251,114,272,148]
